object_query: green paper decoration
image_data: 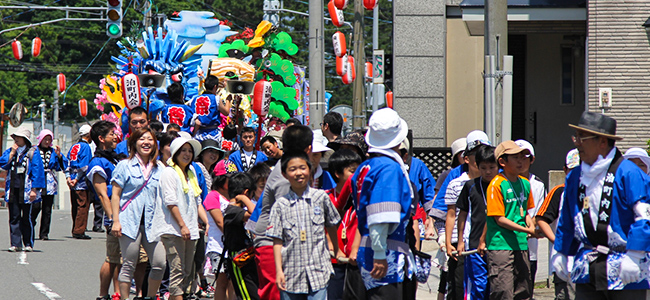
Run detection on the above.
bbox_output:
[268,53,297,86]
[218,40,250,58]
[271,32,298,56]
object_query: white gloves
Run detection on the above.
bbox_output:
[551,252,570,282]
[619,250,645,285]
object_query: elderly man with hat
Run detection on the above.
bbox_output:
[553,111,650,297]
[350,108,415,298]
[0,127,46,252]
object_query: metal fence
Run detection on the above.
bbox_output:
[412,147,453,180]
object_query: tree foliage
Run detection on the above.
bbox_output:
[0,0,392,123]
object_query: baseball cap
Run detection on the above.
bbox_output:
[450,138,467,157]
[79,124,91,136]
[565,148,580,169]
[514,139,535,157]
[494,140,529,160]
[465,130,491,152]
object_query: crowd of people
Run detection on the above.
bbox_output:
[3,76,650,300]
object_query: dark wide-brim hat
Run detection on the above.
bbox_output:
[569,111,622,141]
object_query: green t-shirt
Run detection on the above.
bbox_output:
[485,173,534,250]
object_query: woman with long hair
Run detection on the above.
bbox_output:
[151,137,209,300]
[110,127,167,299]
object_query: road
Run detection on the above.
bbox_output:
[0,208,556,299]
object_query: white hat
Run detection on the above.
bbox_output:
[312,129,332,153]
[624,147,650,174]
[399,138,410,151]
[170,137,202,161]
[565,148,580,169]
[79,124,92,136]
[365,108,408,150]
[450,138,467,157]
[514,139,535,157]
[178,131,192,140]
[11,127,32,143]
[465,130,490,152]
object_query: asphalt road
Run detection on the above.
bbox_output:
[0,207,556,300]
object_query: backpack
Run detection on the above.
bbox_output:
[222,205,252,252]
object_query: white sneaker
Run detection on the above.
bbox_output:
[8,246,19,252]
[23,246,33,252]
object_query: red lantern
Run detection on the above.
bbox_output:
[332,31,347,57]
[336,54,347,76]
[57,73,66,92]
[11,40,23,60]
[121,73,142,110]
[334,0,348,9]
[328,0,344,27]
[365,61,373,79]
[386,91,393,108]
[79,98,88,117]
[363,0,377,10]
[342,56,355,85]
[32,37,42,57]
[253,80,272,117]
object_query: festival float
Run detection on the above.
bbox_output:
[93,11,310,148]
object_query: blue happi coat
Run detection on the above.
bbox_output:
[351,155,414,289]
[555,153,650,290]
[0,147,46,203]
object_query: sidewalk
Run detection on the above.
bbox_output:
[416,240,556,300]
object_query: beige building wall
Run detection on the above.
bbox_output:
[588,1,650,149]
[446,18,484,146]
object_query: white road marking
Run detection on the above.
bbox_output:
[31,283,62,299]
[18,251,28,265]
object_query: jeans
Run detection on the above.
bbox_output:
[281,287,327,300]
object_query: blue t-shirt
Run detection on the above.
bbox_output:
[87,157,116,225]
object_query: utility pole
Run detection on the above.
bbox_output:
[352,0,365,129]
[484,0,507,144]
[53,90,59,140]
[371,4,379,113]
[308,0,326,129]
[40,99,46,131]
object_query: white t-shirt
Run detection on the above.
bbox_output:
[444,172,470,244]
[527,174,547,261]
[204,191,231,254]
[243,150,254,167]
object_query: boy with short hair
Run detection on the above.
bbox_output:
[268,151,341,299]
[326,149,362,299]
[455,145,498,300]
[223,172,259,300]
[248,163,271,205]
[484,140,536,300]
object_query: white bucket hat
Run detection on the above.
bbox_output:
[365,108,408,150]
[450,138,467,157]
[312,129,332,153]
[624,147,650,175]
[170,137,202,161]
[11,127,32,144]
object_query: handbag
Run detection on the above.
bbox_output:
[412,249,432,283]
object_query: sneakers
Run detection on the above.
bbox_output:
[8,246,19,252]
[23,246,33,252]
[93,226,106,233]
[96,296,110,300]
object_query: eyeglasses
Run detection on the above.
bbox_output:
[571,135,598,144]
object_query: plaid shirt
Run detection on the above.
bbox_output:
[267,186,341,293]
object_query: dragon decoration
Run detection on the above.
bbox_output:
[93,11,309,141]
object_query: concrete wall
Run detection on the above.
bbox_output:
[393,0,446,148]
[446,18,485,145]
[587,1,650,149]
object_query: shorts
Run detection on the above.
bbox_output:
[105,233,149,264]
[207,251,226,274]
